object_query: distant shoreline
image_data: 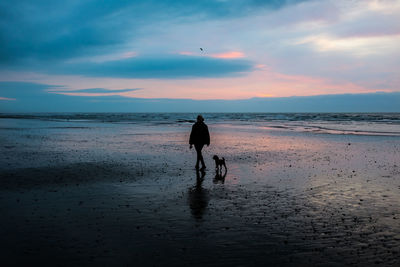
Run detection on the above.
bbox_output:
[1,112,400,137]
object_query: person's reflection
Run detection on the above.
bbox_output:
[213,168,227,184]
[188,169,209,220]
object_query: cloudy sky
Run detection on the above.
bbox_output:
[0,0,399,111]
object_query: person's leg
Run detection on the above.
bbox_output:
[195,144,205,169]
[195,149,200,169]
[199,150,206,169]
[194,145,200,168]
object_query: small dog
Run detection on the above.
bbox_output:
[213,155,227,172]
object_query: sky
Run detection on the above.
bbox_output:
[0,0,399,112]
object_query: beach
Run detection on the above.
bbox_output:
[1,114,399,266]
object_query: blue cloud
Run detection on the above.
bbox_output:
[51,88,142,94]
[54,56,254,78]
[0,0,308,64]
[0,82,140,100]
[0,81,62,97]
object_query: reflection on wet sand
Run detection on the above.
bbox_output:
[213,168,227,184]
[188,169,209,220]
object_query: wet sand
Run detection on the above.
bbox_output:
[1,119,400,266]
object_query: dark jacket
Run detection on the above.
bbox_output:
[189,122,210,145]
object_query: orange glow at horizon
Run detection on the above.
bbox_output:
[257,94,275,97]
[47,66,393,100]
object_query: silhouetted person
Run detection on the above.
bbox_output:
[189,115,210,170]
[188,169,208,220]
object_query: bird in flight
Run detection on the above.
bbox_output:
[200,48,203,51]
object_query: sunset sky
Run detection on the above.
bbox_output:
[1,0,400,111]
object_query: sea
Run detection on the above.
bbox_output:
[1,113,400,136]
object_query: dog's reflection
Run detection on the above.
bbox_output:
[213,168,227,184]
[188,169,209,220]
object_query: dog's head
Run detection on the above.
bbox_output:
[212,155,219,161]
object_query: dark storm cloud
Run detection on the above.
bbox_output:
[0,0,133,63]
[0,0,308,64]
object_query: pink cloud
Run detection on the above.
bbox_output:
[255,64,267,69]
[21,64,396,100]
[0,97,16,101]
[125,67,384,100]
[210,51,245,59]
[122,51,137,59]
[178,51,246,59]
[178,51,195,56]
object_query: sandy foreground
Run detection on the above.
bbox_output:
[0,118,399,266]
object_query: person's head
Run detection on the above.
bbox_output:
[197,115,204,122]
